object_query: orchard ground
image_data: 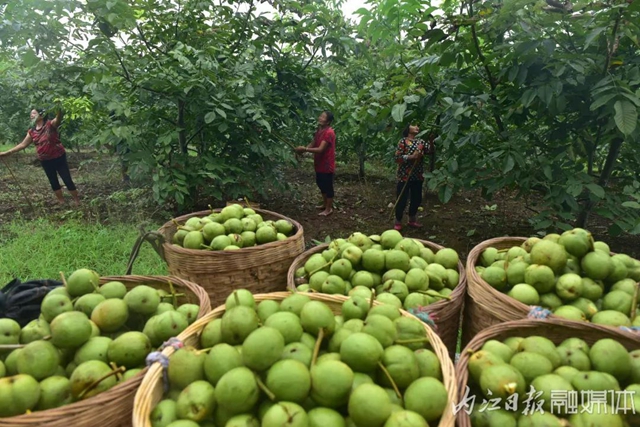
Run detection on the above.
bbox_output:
[1,147,639,284]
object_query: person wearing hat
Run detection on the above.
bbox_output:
[0,108,80,206]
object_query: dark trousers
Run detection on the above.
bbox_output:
[315,172,335,198]
[395,180,423,222]
[40,153,77,191]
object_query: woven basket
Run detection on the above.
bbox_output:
[0,275,211,427]
[133,291,459,427]
[157,208,305,307]
[286,240,467,359]
[455,318,640,427]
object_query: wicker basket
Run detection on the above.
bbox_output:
[157,208,305,307]
[455,318,640,427]
[286,240,467,359]
[133,291,459,427]
[0,275,211,427]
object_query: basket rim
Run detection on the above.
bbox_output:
[454,317,640,426]
[286,239,467,314]
[133,291,459,427]
[0,274,211,423]
[158,208,304,256]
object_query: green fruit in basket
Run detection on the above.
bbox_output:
[611,278,639,299]
[36,376,72,410]
[175,379,216,421]
[351,372,374,391]
[224,245,241,251]
[378,280,409,302]
[247,213,263,225]
[74,293,106,317]
[571,371,619,395]
[308,408,345,427]
[593,240,610,253]
[434,248,459,270]
[362,249,386,273]
[629,350,640,383]
[517,412,565,427]
[403,269,428,292]
[91,298,128,333]
[221,306,259,345]
[262,402,308,427]
[395,238,420,258]
[330,259,353,280]
[414,349,441,380]
[558,228,593,258]
[228,233,244,248]
[554,365,580,383]
[509,352,553,385]
[348,232,374,251]
[581,250,613,280]
[74,336,111,365]
[322,248,337,262]
[167,346,205,390]
[300,301,336,336]
[310,360,354,408]
[341,296,369,321]
[507,283,539,305]
[417,248,433,265]
[539,292,562,310]
[150,399,178,427]
[558,337,589,353]
[242,327,285,371]
[266,359,311,403]
[199,318,222,348]
[349,286,373,300]
[19,318,50,344]
[591,310,631,327]
[182,231,204,250]
[265,312,304,344]
[214,367,258,415]
[363,314,396,348]
[122,368,142,381]
[382,269,406,283]
[342,246,364,267]
[523,264,554,294]
[0,361,5,378]
[555,273,583,301]
[124,285,161,316]
[282,342,312,367]
[0,374,41,417]
[17,340,60,380]
[4,349,21,375]
[202,222,226,242]
[342,319,364,333]
[590,338,632,382]
[531,374,575,412]
[376,293,402,309]
[240,217,257,233]
[480,247,498,267]
[329,329,353,353]
[404,377,447,422]
[256,225,277,244]
[480,266,507,291]
[445,269,459,289]
[176,304,199,324]
[70,360,117,400]
[257,300,280,322]
[519,336,561,368]
[385,250,411,272]
[542,232,560,242]
[554,305,586,321]
[425,264,447,291]
[481,340,513,363]
[305,254,328,275]
[468,350,506,384]
[569,297,598,319]
[378,345,420,389]
[66,268,100,297]
[603,290,634,316]
[241,231,256,247]
[226,289,256,310]
[51,311,92,349]
[506,260,528,285]
[41,293,73,322]
[368,305,401,321]
[348,383,391,427]
[606,256,628,284]
[384,410,428,427]
[529,240,567,273]
[226,414,260,427]
[408,256,427,271]
[275,219,294,235]
[340,332,383,373]
[380,230,403,250]
[223,218,243,235]
[173,229,189,245]
[97,281,127,299]
[558,346,591,371]
[153,311,189,343]
[308,271,329,292]
[317,352,341,364]
[211,234,232,250]
[203,344,242,386]
[570,409,625,427]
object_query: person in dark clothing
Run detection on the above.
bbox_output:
[295,110,337,217]
[393,123,435,230]
[0,108,80,206]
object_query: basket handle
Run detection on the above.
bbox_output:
[125,226,167,275]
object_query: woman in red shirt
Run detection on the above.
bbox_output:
[295,110,336,217]
[0,108,80,206]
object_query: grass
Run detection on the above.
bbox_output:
[0,218,167,286]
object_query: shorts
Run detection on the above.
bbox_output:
[315,172,334,198]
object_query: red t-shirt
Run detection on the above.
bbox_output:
[28,121,65,161]
[313,127,336,173]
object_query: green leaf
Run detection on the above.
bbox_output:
[585,27,607,49]
[586,183,605,199]
[391,103,406,122]
[502,155,515,174]
[590,93,617,111]
[204,112,216,124]
[613,100,637,135]
[21,50,40,67]
[622,201,640,209]
[215,108,227,119]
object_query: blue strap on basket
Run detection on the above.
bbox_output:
[145,337,185,392]
[619,326,640,334]
[408,306,438,332]
[527,306,552,319]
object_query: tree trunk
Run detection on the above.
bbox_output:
[576,137,623,228]
[178,99,187,154]
[358,140,366,180]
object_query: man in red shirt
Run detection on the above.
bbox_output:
[295,110,336,217]
[0,108,80,206]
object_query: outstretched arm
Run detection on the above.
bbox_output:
[51,109,63,128]
[0,133,33,157]
[304,140,328,154]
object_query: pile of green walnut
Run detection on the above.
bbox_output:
[294,230,460,311]
[467,335,640,426]
[171,204,295,251]
[150,289,449,427]
[0,268,199,416]
[477,227,640,326]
